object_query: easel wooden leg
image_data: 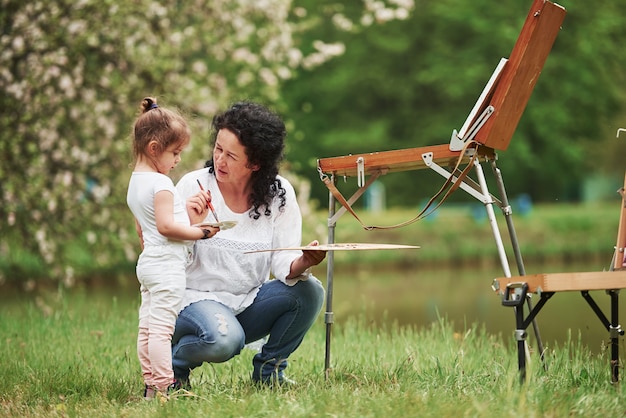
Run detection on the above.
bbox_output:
[613,129,626,270]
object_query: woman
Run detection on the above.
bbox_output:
[172,102,326,387]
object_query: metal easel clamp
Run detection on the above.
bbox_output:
[609,325,624,338]
[503,282,529,307]
[422,151,492,205]
[515,329,528,341]
[449,105,495,151]
[356,157,365,187]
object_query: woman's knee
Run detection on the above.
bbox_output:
[173,333,244,370]
[174,301,246,363]
[299,276,325,309]
[205,311,246,361]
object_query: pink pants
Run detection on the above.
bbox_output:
[136,245,188,391]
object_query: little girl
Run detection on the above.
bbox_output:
[126,97,216,399]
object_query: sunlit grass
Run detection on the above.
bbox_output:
[1,291,624,417]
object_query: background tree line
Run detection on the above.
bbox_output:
[1,0,625,286]
[281,0,626,207]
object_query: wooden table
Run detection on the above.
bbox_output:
[494,271,626,383]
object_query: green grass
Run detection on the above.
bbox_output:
[1,290,625,417]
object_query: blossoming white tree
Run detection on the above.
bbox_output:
[0,0,413,286]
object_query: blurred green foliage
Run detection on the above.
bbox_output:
[0,0,410,284]
[282,0,626,206]
[1,0,625,286]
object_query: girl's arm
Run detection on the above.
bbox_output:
[154,190,218,240]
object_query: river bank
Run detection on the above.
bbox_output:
[0,202,619,291]
[302,202,619,270]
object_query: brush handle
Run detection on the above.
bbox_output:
[196,179,220,222]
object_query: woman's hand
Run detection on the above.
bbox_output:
[301,240,326,267]
[186,190,211,224]
[287,240,327,279]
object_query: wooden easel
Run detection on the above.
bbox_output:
[495,128,626,383]
[613,129,626,271]
[316,0,566,374]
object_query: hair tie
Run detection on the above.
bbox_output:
[149,103,158,110]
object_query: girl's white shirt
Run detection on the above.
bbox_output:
[176,168,309,314]
[127,171,192,248]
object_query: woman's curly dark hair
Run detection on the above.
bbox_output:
[205,101,287,219]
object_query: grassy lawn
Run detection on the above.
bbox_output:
[1,202,624,416]
[1,289,625,417]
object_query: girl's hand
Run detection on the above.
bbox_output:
[197,226,220,240]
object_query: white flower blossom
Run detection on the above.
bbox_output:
[67,20,87,35]
[333,14,354,32]
[0,0,410,286]
[192,61,207,75]
[375,8,396,23]
[259,67,278,87]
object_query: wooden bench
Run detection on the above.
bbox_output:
[494,271,626,383]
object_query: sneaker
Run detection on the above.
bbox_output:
[167,378,197,399]
[143,385,157,400]
[276,375,297,387]
[170,377,191,392]
[252,374,297,388]
[144,379,192,401]
[143,385,169,402]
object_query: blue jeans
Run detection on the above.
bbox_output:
[171,277,324,382]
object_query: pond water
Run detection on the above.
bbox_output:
[319,260,626,353]
[4,259,621,355]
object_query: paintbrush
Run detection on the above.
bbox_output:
[196,179,220,222]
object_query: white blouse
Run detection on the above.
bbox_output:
[176,168,309,314]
